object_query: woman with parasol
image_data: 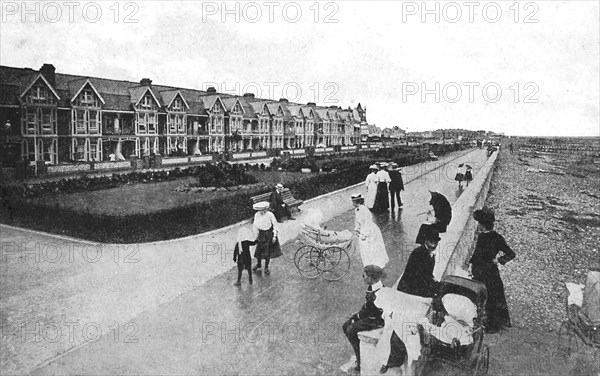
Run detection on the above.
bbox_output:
[464,164,473,186]
[429,191,452,233]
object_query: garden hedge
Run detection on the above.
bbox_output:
[0,144,466,243]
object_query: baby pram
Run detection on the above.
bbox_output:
[558,268,600,356]
[414,275,489,376]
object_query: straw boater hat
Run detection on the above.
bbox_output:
[253,201,270,211]
[351,194,365,204]
[389,162,399,170]
[275,183,284,189]
[369,164,379,171]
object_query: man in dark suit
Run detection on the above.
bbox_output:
[388,162,404,211]
[397,227,441,298]
[343,265,386,371]
[269,183,293,222]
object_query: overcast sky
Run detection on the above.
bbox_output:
[1,1,598,136]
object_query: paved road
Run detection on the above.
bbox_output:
[10,149,492,375]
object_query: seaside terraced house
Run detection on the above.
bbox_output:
[0,64,370,168]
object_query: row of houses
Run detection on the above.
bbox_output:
[0,64,368,165]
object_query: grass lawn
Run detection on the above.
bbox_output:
[24,171,317,216]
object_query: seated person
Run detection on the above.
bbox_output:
[397,227,441,298]
[269,183,294,222]
[343,265,386,372]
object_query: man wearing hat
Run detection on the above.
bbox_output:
[342,264,386,371]
[396,227,441,298]
[388,162,404,211]
[269,183,294,222]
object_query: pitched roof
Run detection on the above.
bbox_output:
[69,78,106,104]
[159,89,190,109]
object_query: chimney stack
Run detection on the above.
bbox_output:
[278,98,289,103]
[243,93,255,99]
[40,64,56,87]
[207,87,217,94]
[140,78,152,86]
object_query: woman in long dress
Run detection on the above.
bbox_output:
[365,165,379,210]
[468,208,515,333]
[352,194,389,268]
[252,201,283,275]
[373,163,391,212]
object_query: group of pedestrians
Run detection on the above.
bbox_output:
[344,188,516,372]
[366,162,405,213]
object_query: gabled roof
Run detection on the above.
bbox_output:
[70,78,106,104]
[19,73,60,100]
[199,94,227,114]
[286,104,305,118]
[160,89,190,109]
[221,96,245,114]
[314,108,332,121]
[248,101,271,117]
[129,86,161,107]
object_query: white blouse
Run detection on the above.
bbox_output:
[253,211,278,237]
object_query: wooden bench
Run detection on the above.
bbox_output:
[250,188,303,212]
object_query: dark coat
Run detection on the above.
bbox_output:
[389,170,404,191]
[397,245,439,298]
[233,240,256,269]
[355,286,384,326]
[469,231,515,330]
[269,189,291,221]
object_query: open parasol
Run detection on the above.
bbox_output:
[429,191,452,233]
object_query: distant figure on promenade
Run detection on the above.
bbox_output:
[365,165,379,210]
[252,202,282,275]
[455,163,466,189]
[342,265,386,372]
[269,183,294,222]
[464,165,473,187]
[352,194,389,269]
[233,227,256,286]
[397,227,441,298]
[509,142,514,154]
[468,208,516,333]
[373,162,391,212]
[388,163,404,211]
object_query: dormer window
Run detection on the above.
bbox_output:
[232,102,242,114]
[26,83,56,105]
[141,95,153,109]
[74,88,100,107]
[171,97,184,111]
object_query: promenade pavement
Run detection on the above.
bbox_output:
[1,148,490,375]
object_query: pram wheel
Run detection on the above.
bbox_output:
[472,345,489,376]
[294,245,320,279]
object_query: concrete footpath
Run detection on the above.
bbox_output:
[0,148,489,375]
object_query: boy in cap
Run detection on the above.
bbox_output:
[343,265,386,371]
[269,183,294,222]
[397,227,441,298]
[233,227,257,286]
